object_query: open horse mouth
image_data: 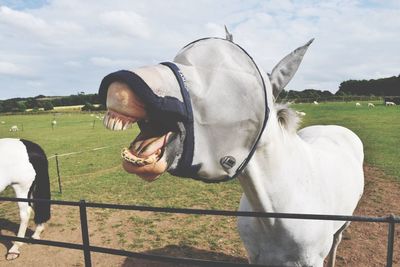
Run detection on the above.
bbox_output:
[103,81,180,181]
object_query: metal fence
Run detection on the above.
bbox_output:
[0,197,399,267]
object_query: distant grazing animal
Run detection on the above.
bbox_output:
[368,103,375,108]
[1,121,5,124]
[386,101,396,106]
[9,125,19,132]
[0,138,51,260]
[99,36,364,266]
[295,110,306,116]
[355,102,361,107]
[51,120,57,126]
[313,100,319,105]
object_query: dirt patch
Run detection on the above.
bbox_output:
[0,165,399,266]
[336,166,400,267]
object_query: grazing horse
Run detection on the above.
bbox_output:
[98,35,364,266]
[0,138,51,260]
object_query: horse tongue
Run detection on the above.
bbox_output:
[132,135,166,158]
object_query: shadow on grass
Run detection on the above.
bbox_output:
[122,244,247,267]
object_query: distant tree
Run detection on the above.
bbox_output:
[337,76,400,96]
[16,102,27,112]
[43,101,54,111]
[81,102,96,111]
[25,98,39,109]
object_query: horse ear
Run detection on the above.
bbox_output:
[269,39,314,99]
[224,25,233,42]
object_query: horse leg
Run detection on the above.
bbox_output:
[326,222,350,267]
[31,222,45,239]
[6,185,32,260]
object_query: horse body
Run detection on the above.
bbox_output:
[99,34,364,266]
[237,121,364,266]
[0,138,51,260]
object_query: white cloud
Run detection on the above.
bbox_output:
[0,0,399,99]
[0,6,48,32]
[0,61,32,77]
[90,57,141,68]
[99,10,150,39]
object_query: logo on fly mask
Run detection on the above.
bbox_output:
[220,156,236,170]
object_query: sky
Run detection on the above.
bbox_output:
[0,0,399,100]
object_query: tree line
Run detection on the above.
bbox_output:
[336,75,400,96]
[0,93,105,113]
[0,75,398,112]
[280,75,399,101]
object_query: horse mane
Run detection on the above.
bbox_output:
[275,103,301,133]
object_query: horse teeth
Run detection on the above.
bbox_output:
[106,116,113,129]
[117,120,123,130]
[103,113,109,128]
[132,141,142,152]
[122,121,131,130]
[114,119,123,131]
[121,147,158,167]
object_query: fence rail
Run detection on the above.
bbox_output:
[0,197,399,267]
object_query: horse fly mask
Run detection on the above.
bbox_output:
[99,38,269,183]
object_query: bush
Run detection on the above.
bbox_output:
[43,101,54,111]
[81,102,96,111]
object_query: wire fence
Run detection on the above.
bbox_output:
[47,144,126,194]
[0,197,399,267]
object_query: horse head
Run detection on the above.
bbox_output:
[99,36,312,183]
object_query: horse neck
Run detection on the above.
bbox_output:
[237,114,308,213]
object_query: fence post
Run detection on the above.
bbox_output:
[386,214,395,267]
[55,154,62,194]
[79,200,92,267]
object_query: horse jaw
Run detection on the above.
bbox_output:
[104,81,179,182]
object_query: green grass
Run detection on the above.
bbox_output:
[0,112,243,206]
[0,104,398,259]
[0,101,399,204]
[293,100,400,179]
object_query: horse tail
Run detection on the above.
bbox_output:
[20,139,51,224]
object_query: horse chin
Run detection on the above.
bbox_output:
[122,157,168,182]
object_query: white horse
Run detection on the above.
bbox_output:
[9,125,19,132]
[0,138,51,260]
[368,103,375,108]
[313,101,319,105]
[355,102,361,107]
[99,36,364,266]
[386,101,396,106]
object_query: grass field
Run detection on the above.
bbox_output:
[0,100,399,202]
[293,100,400,179]
[0,100,398,257]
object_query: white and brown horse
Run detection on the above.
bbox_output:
[0,138,51,260]
[98,35,364,266]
